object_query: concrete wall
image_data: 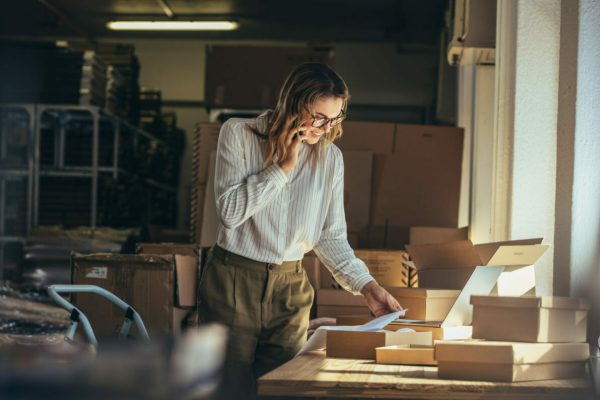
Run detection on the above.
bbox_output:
[510,0,561,296]
[493,0,599,338]
[569,0,600,339]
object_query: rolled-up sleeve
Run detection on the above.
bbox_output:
[214,120,288,229]
[312,147,375,294]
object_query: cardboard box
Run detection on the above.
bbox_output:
[435,341,590,382]
[383,287,460,320]
[354,249,409,287]
[200,150,218,247]
[336,315,473,342]
[336,265,503,343]
[409,226,469,245]
[316,289,370,317]
[192,123,220,185]
[471,295,589,343]
[342,151,372,231]
[376,345,437,366]
[71,253,194,338]
[302,253,320,290]
[406,238,549,294]
[191,184,206,244]
[326,330,432,359]
[317,305,371,318]
[319,264,337,289]
[316,286,370,317]
[337,121,395,155]
[371,125,464,230]
[135,243,200,308]
[205,45,333,109]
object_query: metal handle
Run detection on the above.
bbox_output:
[47,284,150,345]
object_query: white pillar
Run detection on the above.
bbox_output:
[569,0,600,339]
[494,0,562,295]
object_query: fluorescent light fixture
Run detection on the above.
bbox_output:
[106,20,239,31]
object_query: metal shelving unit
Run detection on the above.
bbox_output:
[0,104,35,279]
[0,103,178,274]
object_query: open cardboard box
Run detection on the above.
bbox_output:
[71,252,199,338]
[382,287,460,320]
[338,265,504,342]
[405,238,550,296]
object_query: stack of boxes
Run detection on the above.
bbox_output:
[436,295,590,382]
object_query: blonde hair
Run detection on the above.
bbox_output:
[261,63,349,167]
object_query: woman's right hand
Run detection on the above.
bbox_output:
[277,118,323,175]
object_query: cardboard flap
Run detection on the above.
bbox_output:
[174,255,199,308]
[406,241,482,270]
[136,243,200,257]
[470,295,590,310]
[485,245,549,266]
[435,341,590,364]
[473,238,543,265]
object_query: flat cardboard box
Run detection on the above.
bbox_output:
[471,295,589,343]
[200,150,218,247]
[336,121,395,155]
[354,249,409,287]
[136,243,200,308]
[317,289,367,307]
[71,252,193,338]
[336,315,472,342]
[317,305,370,318]
[342,151,372,231]
[205,45,332,109]
[376,345,437,366]
[370,125,464,229]
[191,184,206,244]
[439,361,586,382]
[406,238,549,295]
[409,226,469,245]
[436,341,590,382]
[326,330,432,359]
[316,288,369,318]
[192,123,220,185]
[383,287,460,320]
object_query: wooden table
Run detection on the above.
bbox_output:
[258,351,594,399]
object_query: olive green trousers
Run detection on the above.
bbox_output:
[199,245,314,400]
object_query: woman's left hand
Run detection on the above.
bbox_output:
[360,281,403,317]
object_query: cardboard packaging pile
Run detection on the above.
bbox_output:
[71,243,200,339]
[436,295,590,382]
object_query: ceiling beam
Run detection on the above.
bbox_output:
[37,0,97,45]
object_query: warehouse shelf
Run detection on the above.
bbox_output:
[0,103,180,254]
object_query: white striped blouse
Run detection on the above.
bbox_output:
[213,111,375,294]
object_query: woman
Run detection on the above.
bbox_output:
[199,63,402,399]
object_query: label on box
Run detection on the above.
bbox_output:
[85,267,107,279]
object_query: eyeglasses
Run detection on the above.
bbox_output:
[310,112,346,128]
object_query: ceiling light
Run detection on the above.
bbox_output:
[106,21,239,31]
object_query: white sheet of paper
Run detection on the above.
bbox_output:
[296,309,407,356]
